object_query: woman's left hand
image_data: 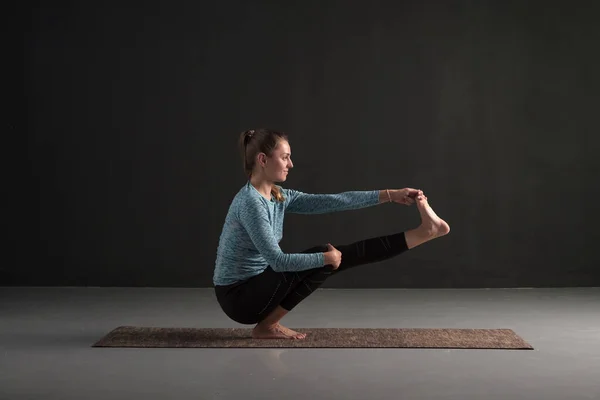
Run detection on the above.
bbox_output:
[390,188,423,205]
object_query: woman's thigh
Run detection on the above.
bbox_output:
[239,245,329,315]
[243,267,299,318]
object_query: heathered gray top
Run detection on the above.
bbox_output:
[213,181,380,286]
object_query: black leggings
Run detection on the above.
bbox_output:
[214,232,409,325]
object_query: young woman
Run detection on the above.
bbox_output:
[213,129,450,340]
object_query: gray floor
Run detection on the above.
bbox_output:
[1,287,599,400]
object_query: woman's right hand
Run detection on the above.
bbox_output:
[324,243,342,270]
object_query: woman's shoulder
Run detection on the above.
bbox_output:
[277,185,296,199]
[279,185,302,197]
[225,185,266,220]
[236,182,270,207]
[277,185,297,194]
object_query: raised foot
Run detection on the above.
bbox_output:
[426,217,450,238]
[252,323,306,340]
[416,195,450,238]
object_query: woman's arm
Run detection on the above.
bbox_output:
[284,188,380,214]
[284,188,422,214]
[378,190,393,203]
[238,197,326,272]
[387,188,422,205]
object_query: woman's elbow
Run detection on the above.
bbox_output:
[269,253,289,272]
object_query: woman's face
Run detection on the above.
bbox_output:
[263,140,293,182]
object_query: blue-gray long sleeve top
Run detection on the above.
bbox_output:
[213,181,380,286]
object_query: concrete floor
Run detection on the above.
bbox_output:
[1,287,599,400]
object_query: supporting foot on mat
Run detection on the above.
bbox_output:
[252,323,306,340]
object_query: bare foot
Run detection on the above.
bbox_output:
[252,323,306,340]
[416,195,450,238]
[276,324,306,339]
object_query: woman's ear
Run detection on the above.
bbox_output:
[257,153,267,167]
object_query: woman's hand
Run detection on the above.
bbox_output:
[390,188,423,205]
[324,243,342,270]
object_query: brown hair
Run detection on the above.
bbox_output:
[239,128,289,202]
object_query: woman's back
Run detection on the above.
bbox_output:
[213,182,285,286]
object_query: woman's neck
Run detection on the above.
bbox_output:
[249,174,274,200]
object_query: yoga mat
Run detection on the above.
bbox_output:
[92,326,534,349]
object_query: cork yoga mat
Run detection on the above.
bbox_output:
[92,326,534,349]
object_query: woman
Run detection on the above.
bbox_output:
[214,129,450,340]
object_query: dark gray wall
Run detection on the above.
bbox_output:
[19,1,600,288]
